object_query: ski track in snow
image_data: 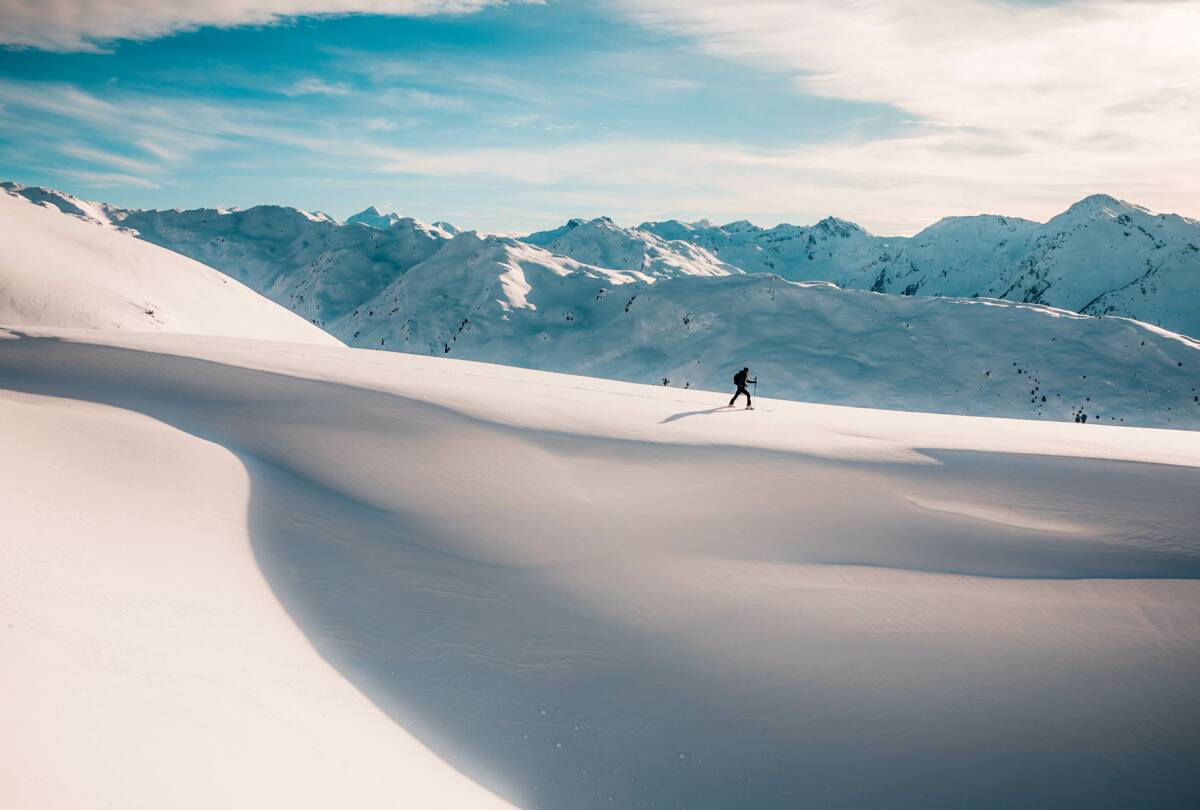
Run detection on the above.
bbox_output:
[3,328,1200,809]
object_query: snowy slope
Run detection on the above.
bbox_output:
[3,328,1198,809]
[334,230,649,349]
[2,183,451,328]
[639,215,889,283]
[0,180,120,228]
[985,196,1200,315]
[115,205,450,327]
[523,216,740,278]
[0,342,514,810]
[341,259,1200,429]
[889,214,1041,296]
[0,189,338,343]
[642,196,1200,337]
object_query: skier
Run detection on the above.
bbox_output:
[729,367,756,409]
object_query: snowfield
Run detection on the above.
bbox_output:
[3,328,1199,809]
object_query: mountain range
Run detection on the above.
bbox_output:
[3,181,1198,428]
[8,181,1196,338]
[638,196,1200,338]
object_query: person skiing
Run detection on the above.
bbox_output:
[729,367,756,409]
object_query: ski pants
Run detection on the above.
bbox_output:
[730,386,751,407]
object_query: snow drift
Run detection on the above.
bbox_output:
[2,328,1198,809]
[0,189,337,344]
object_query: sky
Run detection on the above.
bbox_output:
[0,0,1197,235]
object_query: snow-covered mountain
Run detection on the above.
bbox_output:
[523,216,740,278]
[641,195,1200,337]
[0,188,338,344]
[342,248,1200,428]
[346,204,460,238]
[337,230,651,347]
[2,182,453,328]
[114,205,453,327]
[7,181,1198,428]
[345,205,405,229]
[15,180,1198,337]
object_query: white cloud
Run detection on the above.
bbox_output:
[614,0,1200,227]
[284,77,353,96]
[137,139,185,161]
[4,52,1196,235]
[0,0,523,51]
[59,143,162,175]
[362,117,399,132]
[53,169,159,188]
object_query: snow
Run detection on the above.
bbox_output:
[2,327,1199,809]
[641,196,1200,338]
[5,183,1200,429]
[350,230,647,325]
[522,216,740,278]
[0,380,515,810]
[343,268,1200,430]
[346,204,457,238]
[11,180,1199,337]
[0,189,338,344]
[1,184,454,327]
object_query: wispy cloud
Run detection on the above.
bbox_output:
[0,0,526,52]
[59,143,162,175]
[4,73,1196,234]
[283,77,353,97]
[53,168,159,188]
[363,117,401,132]
[137,139,186,162]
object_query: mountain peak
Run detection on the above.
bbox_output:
[813,216,866,236]
[346,206,400,229]
[1060,194,1149,219]
[721,219,760,233]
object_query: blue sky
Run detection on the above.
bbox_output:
[1,0,1197,234]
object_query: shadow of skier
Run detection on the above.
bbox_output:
[659,405,733,424]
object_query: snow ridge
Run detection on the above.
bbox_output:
[523,216,741,278]
[640,197,1200,337]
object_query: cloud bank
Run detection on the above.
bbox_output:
[0,0,517,51]
[615,0,1200,222]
